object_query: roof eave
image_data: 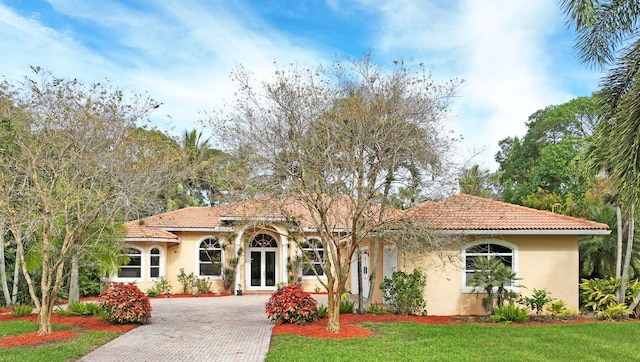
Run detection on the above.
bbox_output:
[124,237,181,243]
[436,229,611,235]
[161,227,235,232]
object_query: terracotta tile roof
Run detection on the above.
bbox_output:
[124,221,179,240]
[406,194,610,232]
[133,207,226,229]
[124,193,609,239]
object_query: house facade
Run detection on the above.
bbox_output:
[113,194,609,315]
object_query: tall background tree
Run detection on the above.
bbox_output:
[210,55,460,332]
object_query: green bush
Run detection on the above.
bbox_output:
[519,288,552,315]
[379,268,427,315]
[58,301,106,318]
[545,300,575,319]
[340,298,355,314]
[177,268,195,294]
[195,277,213,294]
[597,302,632,320]
[317,304,328,318]
[78,267,102,297]
[579,278,640,313]
[490,304,529,323]
[11,304,33,317]
[366,302,386,315]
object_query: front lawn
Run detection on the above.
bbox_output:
[266,321,640,361]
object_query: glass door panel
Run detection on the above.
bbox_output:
[251,251,261,287]
[265,251,276,287]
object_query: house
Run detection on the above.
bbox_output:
[113,194,609,315]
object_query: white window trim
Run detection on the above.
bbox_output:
[196,236,224,279]
[114,246,144,282]
[460,239,519,294]
[148,245,164,281]
[300,237,326,279]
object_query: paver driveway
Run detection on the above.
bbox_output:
[78,294,272,362]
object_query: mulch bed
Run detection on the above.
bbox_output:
[272,313,632,339]
[0,310,138,348]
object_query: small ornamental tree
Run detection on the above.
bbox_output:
[100,282,152,324]
[265,284,318,325]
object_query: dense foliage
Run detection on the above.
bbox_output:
[100,282,152,324]
[379,268,427,315]
[265,284,318,325]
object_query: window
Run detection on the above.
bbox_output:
[462,242,516,292]
[199,238,222,276]
[250,234,277,248]
[118,248,142,278]
[150,247,160,278]
[301,238,324,277]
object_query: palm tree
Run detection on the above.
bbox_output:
[560,0,640,207]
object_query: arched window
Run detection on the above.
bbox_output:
[150,247,161,278]
[300,238,324,277]
[199,238,222,276]
[250,234,277,248]
[118,248,142,278]
[462,241,517,292]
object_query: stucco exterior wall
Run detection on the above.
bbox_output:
[393,235,579,316]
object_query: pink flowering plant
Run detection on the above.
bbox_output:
[265,284,318,325]
[100,282,152,324]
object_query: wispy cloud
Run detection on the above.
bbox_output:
[1,0,600,169]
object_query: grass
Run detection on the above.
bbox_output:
[0,331,120,362]
[0,320,121,362]
[266,321,640,361]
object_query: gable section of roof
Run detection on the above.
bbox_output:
[407,194,610,232]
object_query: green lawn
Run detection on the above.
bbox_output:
[266,321,640,361]
[0,320,121,362]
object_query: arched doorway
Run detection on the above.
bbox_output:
[247,233,278,289]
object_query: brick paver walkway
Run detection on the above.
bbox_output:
[78,294,272,362]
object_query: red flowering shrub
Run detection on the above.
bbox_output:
[265,284,318,325]
[100,282,152,324]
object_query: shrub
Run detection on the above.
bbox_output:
[366,302,386,315]
[195,277,213,294]
[519,288,553,315]
[11,304,33,317]
[597,302,632,320]
[340,298,355,314]
[545,300,575,319]
[147,277,172,297]
[379,268,427,315]
[265,284,318,325]
[100,282,152,324]
[579,278,640,313]
[490,304,529,323]
[177,268,195,294]
[58,301,106,318]
[79,267,102,297]
[317,304,328,318]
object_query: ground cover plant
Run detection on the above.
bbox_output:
[267,318,640,361]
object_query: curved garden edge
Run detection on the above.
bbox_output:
[271,313,640,339]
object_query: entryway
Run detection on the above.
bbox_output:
[247,233,279,290]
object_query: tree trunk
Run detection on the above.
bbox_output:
[326,286,342,333]
[616,204,623,279]
[356,247,364,314]
[11,245,21,305]
[69,254,80,303]
[0,225,12,306]
[365,173,393,308]
[620,205,634,303]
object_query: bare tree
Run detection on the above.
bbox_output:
[0,69,182,334]
[210,55,460,332]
